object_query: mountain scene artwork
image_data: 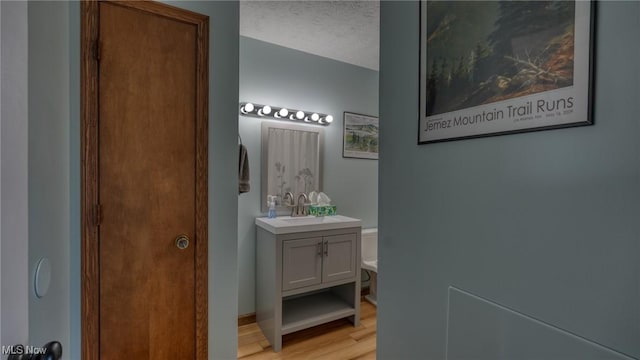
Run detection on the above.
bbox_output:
[419,0,593,144]
[426,1,575,116]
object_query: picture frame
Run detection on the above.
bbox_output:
[419,1,595,144]
[343,112,379,160]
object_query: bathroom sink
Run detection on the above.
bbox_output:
[280,216,340,225]
[256,215,361,235]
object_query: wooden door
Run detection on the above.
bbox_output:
[282,237,323,291]
[81,1,208,359]
[322,234,357,284]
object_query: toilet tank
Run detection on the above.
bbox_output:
[361,228,378,263]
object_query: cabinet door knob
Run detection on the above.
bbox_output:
[324,242,328,256]
[317,242,322,256]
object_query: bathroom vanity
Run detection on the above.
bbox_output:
[255,215,362,352]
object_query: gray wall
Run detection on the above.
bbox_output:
[238,37,379,315]
[1,1,2,343]
[28,1,71,353]
[379,2,639,359]
[68,2,80,358]
[172,2,240,358]
[1,0,29,348]
[1,1,2,344]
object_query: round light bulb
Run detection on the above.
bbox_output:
[311,113,320,121]
[279,108,289,117]
[325,115,334,123]
[262,105,272,115]
[243,103,254,113]
[296,111,305,120]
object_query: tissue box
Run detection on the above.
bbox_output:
[309,205,337,217]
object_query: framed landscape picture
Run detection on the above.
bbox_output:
[343,112,379,160]
[419,1,595,144]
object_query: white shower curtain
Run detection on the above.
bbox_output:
[267,128,319,203]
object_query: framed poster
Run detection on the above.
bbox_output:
[419,1,595,144]
[343,112,379,160]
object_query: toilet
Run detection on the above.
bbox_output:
[361,228,378,306]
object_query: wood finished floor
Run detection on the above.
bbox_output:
[238,300,377,359]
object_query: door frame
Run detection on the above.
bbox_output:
[80,1,209,358]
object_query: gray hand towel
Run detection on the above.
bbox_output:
[239,144,250,194]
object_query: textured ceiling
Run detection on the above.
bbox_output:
[240,1,380,70]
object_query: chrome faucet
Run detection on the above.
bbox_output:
[283,192,297,217]
[283,192,294,206]
[294,193,309,217]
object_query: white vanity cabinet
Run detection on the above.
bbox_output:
[283,234,357,291]
[255,216,361,352]
[282,237,324,291]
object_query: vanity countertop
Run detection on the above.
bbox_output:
[255,215,362,235]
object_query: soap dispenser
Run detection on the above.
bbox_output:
[267,196,277,219]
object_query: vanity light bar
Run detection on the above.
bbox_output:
[239,102,333,126]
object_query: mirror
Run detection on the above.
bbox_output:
[261,122,323,212]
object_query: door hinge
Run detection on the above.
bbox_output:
[94,204,103,226]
